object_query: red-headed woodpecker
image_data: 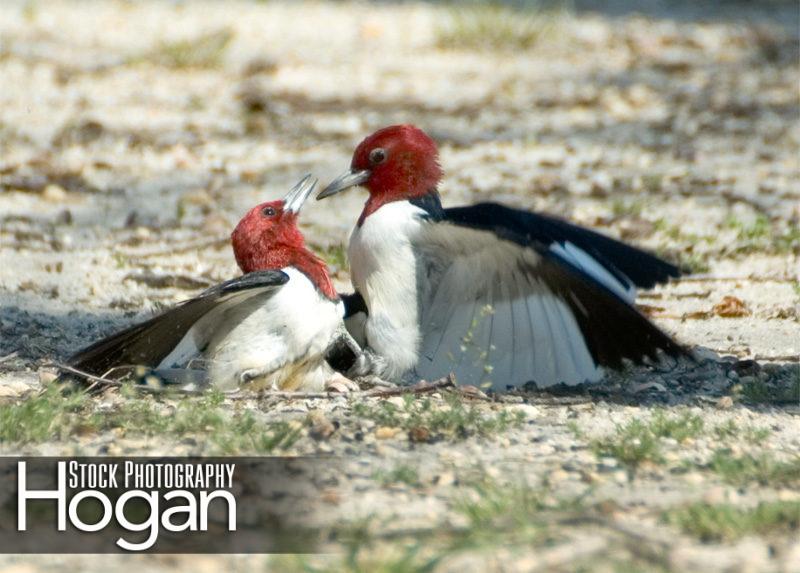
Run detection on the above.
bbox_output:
[317,125,689,390]
[68,175,359,392]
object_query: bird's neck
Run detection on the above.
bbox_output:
[359,188,442,226]
[289,248,338,301]
[236,243,338,301]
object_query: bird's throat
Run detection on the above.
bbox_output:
[289,249,339,301]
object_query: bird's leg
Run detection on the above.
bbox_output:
[339,335,407,387]
[346,346,389,378]
[356,374,398,389]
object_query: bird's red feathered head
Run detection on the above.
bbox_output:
[231,175,314,274]
[317,125,443,220]
[230,174,338,300]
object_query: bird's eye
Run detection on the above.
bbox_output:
[261,206,276,217]
[369,148,387,165]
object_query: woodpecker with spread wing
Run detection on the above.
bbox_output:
[67,175,359,392]
[317,125,690,390]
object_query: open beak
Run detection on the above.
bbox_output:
[283,174,318,214]
[316,169,370,200]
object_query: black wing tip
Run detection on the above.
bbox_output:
[612,318,693,368]
[594,323,692,374]
[215,270,290,294]
[64,323,149,377]
[635,259,682,289]
[540,257,690,373]
[591,296,691,369]
[65,345,140,379]
[643,251,684,280]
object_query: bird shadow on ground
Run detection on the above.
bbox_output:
[494,352,799,410]
[0,300,141,369]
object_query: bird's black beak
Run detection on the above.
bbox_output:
[316,169,370,200]
[283,174,318,214]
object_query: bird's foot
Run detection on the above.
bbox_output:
[238,367,270,385]
[324,372,359,393]
[346,347,394,379]
[355,374,397,389]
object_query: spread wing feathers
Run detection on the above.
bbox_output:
[442,203,681,300]
[414,224,686,389]
[67,270,290,377]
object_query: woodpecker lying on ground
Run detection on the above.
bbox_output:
[318,125,690,390]
[68,175,359,392]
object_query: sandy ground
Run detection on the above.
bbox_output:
[0,1,798,571]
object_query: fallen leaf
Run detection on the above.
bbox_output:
[408,426,431,443]
[712,296,751,318]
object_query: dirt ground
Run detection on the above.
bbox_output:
[0,1,798,571]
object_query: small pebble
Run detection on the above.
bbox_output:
[375,426,399,439]
[716,396,734,409]
[38,370,58,386]
[42,184,67,202]
[613,470,628,484]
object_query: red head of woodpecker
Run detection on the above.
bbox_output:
[317,124,688,389]
[233,175,337,300]
[317,125,443,224]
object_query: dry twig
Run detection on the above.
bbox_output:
[51,363,458,400]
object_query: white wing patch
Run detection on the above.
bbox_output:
[549,241,636,303]
[415,225,602,389]
[157,287,278,371]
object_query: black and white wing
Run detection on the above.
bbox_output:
[67,270,290,377]
[442,202,681,303]
[413,212,686,390]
